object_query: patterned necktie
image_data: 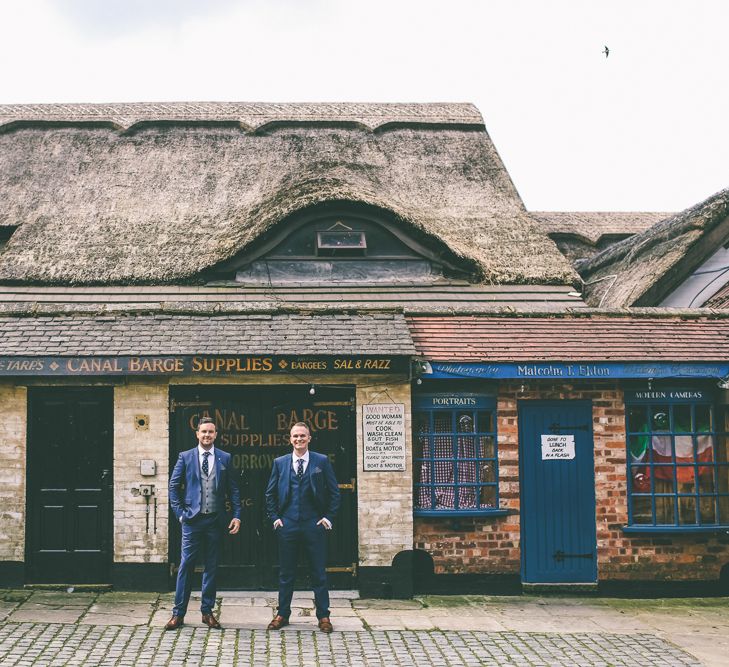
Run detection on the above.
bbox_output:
[296,458,304,479]
[202,451,210,476]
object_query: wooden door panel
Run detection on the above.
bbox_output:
[519,401,597,584]
[27,388,113,583]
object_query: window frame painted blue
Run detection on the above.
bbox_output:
[624,388,729,531]
[412,393,501,517]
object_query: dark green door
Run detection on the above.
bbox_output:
[27,387,114,583]
[169,385,357,589]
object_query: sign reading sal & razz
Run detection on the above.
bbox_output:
[0,355,408,376]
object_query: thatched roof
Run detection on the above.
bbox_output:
[533,211,672,244]
[577,188,729,307]
[0,102,577,286]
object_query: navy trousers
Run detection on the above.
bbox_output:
[276,518,330,620]
[173,513,222,617]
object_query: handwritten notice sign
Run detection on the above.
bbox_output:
[363,403,406,471]
[541,434,576,460]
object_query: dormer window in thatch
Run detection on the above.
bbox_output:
[209,202,472,285]
[0,225,18,253]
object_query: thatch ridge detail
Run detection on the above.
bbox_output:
[0,102,486,133]
[533,211,671,244]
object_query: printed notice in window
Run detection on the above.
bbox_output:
[541,434,575,460]
[363,403,406,471]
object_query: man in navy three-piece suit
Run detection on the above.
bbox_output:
[265,421,340,632]
[165,417,241,631]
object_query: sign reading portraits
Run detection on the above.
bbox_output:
[0,355,409,376]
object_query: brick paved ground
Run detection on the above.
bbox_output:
[2,591,725,666]
[0,623,701,666]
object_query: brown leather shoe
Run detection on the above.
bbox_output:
[201,613,222,629]
[318,617,333,633]
[164,615,184,631]
[267,614,289,630]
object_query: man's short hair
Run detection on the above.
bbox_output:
[197,417,216,430]
[291,421,310,434]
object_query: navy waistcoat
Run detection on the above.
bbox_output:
[282,464,318,522]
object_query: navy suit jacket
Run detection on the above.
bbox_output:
[169,447,241,525]
[265,450,340,525]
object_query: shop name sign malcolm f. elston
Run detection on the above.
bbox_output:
[0,355,410,376]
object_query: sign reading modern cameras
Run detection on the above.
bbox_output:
[541,434,576,460]
[363,403,406,471]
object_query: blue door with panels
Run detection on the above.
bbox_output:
[519,401,597,583]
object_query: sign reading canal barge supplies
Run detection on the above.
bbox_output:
[363,403,406,471]
[541,434,576,460]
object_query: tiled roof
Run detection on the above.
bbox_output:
[0,313,415,356]
[406,316,729,361]
[0,284,588,314]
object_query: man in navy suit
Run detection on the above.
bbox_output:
[265,421,340,632]
[165,417,241,630]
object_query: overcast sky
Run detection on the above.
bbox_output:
[1,0,726,212]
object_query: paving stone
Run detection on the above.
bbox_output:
[429,615,506,631]
[0,602,20,622]
[79,612,148,626]
[8,608,87,624]
[218,605,272,628]
[353,599,423,610]
[327,616,365,631]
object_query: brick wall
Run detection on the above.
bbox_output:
[113,381,169,563]
[356,381,413,567]
[0,383,26,562]
[415,381,729,581]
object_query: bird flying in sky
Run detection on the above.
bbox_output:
[603,45,610,58]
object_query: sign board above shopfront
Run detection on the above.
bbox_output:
[0,354,410,377]
[425,361,729,380]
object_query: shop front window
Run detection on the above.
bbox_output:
[626,388,729,529]
[413,394,499,515]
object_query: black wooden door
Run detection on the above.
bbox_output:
[169,385,358,589]
[27,388,114,583]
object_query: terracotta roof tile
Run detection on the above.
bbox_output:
[406,316,729,361]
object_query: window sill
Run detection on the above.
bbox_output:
[414,509,509,518]
[622,525,729,534]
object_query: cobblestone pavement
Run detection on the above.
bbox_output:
[0,624,701,666]
[1,590,725,666]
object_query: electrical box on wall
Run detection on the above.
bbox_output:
[140,459,157,476]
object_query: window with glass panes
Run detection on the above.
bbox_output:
[413,394,498,515]
[625,388,729,528]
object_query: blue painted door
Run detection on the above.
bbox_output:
[519,401,597,583]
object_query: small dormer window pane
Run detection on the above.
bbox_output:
[317,231,367,250]
[316,230,367,257]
